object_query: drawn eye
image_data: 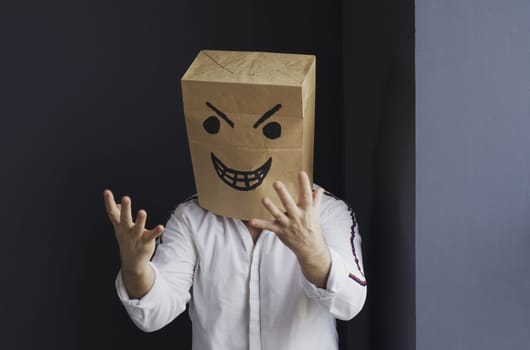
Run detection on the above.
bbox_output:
[203,116,220,134]
[263,121,281,139]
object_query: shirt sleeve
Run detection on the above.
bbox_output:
[301,193,367,321]
[115,204,197,332]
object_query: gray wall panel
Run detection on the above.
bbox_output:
[416,1,530,349]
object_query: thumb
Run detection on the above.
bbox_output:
[143,225,165,242]
[313,187,324,209]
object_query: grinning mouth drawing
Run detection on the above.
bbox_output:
[211,152,272,191]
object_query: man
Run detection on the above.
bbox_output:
[105,50,367,350]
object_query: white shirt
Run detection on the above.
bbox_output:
[115,190,367,350]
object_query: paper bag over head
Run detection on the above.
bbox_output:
[181,50,316,220]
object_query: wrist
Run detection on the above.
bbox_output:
[297,246,331,289]
[120,257,150,277]
[120,260,155,300]
[296,244,330,266]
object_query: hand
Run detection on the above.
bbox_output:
[103,189,164,274]
[249,172,328,262]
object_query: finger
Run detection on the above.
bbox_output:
[273,181,299,218]
[313,187,324,209]
[120,196,133,227]
[143,225,165,242]
[298,171,313,209]
[134,209,147,234]
[103,189,120,224]
[248,218,283,234]
[262,197,289,225]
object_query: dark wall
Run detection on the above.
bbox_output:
[342,1,415,350]
[1,1,344,349]
[416,1,530,349]
[1,1,415,349]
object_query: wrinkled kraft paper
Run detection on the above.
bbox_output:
[181,50,316,220]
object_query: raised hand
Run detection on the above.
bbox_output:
[103,189,164,274]
[249,172,331,288]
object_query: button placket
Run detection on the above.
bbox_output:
[248,235,264,350]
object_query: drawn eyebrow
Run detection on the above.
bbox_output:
[253,104,282,128]
[206,102,234,128]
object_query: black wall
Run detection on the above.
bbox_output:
[342,1,415,350]
[1,1,414,349]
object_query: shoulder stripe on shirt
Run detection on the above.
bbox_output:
[324,191,367,287]
[182,194,199,203]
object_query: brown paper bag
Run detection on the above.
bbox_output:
[181,50,316,220]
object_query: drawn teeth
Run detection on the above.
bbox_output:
[211,153,272,191]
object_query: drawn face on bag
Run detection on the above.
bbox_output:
[181,50,315,220]
[202,101,282,191]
